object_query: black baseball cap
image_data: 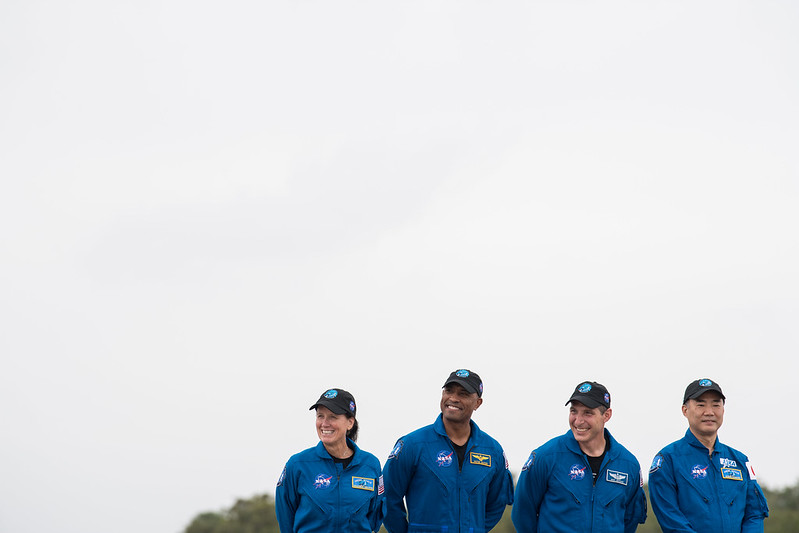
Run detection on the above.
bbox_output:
[683,378,725,404]
[566,381,611,409]
[310,388,357,416]
[443,369,483,397]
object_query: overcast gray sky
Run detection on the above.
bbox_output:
[2,1,798,532]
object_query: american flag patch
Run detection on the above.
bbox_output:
[377,475,384,495]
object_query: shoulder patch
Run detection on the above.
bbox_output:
[746,462,757,481]
[277,466,286,487]
[522,452,536,471]
[649,454,664,474]
[388,440,404,460]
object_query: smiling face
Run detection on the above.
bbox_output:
[683,390,725,442]
[440,383,482,424]
[569,401,612,453]
[315,406,354,448]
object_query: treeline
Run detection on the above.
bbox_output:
[184,482,799,533]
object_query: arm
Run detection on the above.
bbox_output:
[647,453,696,533]
[381,439,412,533]
[367,468,385,533]
[511,451,546,533]
[484,450,514,531]
[623,467,647,533]
[741,477,768,533]
[275,464,297,533]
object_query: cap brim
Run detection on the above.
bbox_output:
[444,378,479,396]
[685,388,726,402]
[566,395,604,409]
[309,400,349,415]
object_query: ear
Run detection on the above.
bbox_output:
[474,398,483,410]
[682,404,688,417]
[604,408,612,423]
[347,417,355,430]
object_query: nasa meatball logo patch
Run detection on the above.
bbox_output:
[436,450,454,467]
[314,473,333,490]
[691,464,709,480]
[569,464,587,481]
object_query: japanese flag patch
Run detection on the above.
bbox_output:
[746,462,757,481]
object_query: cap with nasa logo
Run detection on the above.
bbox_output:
[683,378,725,404]
[443,369,483,397]
[566,381,611,409]
[309,388,357,416]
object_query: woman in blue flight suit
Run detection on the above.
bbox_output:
[276,388,383,533]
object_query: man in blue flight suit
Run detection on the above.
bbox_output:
[382,369,514,533]
[512,381,647,533]
[648,378,769,532]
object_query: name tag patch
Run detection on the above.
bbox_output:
[721,468,743,481]
[470,452,492,467]
[352,477,375,491]
[606,470,629,485]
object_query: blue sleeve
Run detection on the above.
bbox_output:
[275,464,297,533]
[511,451,546,533]
[647,453,695,533]
[741,477,768,533]
[484,449,514,531]
[381,439,412,533]
[624,467,647,533]
[368,462,385,533]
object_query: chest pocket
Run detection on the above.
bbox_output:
[596,484,625,531]
[463,453,495,493]
[677,466,715,504]
[721,474,747,523]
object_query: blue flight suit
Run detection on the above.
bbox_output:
[512,429,646,533]
[275,440,383,533]
[648,429,769,533]
[382,414,514,533]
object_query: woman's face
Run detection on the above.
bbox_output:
[315,406,354,447]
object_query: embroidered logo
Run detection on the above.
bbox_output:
[314,473,333,489]
[324,390,338,399]
[470,452,492,467]
[378,475,384,495]
[606,470,629,486]
[436,450,454,467]
[691,464,709,480]
[522,452,536,471]
[277,466,286,487]
[388,440,404,460]
[569,464,587,481]
[721,468,744,481]
[352,477,375,491]
[578,383,592,393]
[720,457,738,468]
[649,454,664,474]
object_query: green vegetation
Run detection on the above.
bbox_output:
[184,482,799,533]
